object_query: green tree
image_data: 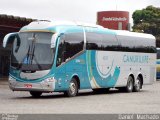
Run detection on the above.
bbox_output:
[132,5,160,46]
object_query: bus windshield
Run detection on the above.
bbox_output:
[11,32,55,71]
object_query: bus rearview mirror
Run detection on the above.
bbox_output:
[3,32,18,48]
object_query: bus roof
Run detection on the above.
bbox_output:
[113,30,155,39]
[20,20,104,32]
[20,20,155,41]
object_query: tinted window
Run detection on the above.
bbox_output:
[86,32,156,53]
[101,34,119,50]
[86,32,102,50]
[56,33,84,66]
[56,36,65,66]
[86,32,119,51]
[118,35,156,53]
[65,33,84,59]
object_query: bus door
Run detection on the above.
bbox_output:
[55,32,85,89]
[63,32,84,88]
[55,35,66,90]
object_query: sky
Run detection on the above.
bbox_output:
[0,0,160,26]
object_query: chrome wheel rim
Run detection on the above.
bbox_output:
[69,82,76,95]
[135,79,140,90]
[128,78,133,90]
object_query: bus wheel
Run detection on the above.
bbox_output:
[126,76,134,93]
[30,91,42,98]
[64,78,78,97]
[133,76,142,92]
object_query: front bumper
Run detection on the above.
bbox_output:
[8,76,56,92]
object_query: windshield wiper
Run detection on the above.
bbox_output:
[30,45,35,64]
[27,46,31,64]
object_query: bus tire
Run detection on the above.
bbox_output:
[133,76,142,92]
[64,78,78,97]
[125,76,134,93]
[30,91,42,98]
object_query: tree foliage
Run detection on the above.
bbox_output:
[132,6,160,44]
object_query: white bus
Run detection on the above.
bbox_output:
[3,21,156,97]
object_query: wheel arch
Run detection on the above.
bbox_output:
[129,74,135,84]
[72,75,80,89]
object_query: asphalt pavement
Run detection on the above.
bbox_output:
[0,79,160,114]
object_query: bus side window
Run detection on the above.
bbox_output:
[101,34,119,51]
[86,32,119,51]
[86,32,102,50]
[64,33,84,60]
[56,32,84,67]
[56,36,66,67]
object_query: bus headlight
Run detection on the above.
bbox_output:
[8,76,17,87]
[46,77,55,82]
[41,77,56,90]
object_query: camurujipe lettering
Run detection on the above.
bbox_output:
[123,55,149,63]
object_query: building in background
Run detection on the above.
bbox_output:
[0,14,34,78]
[97,11,130,30]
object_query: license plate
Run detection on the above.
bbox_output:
[24,84,32,88]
